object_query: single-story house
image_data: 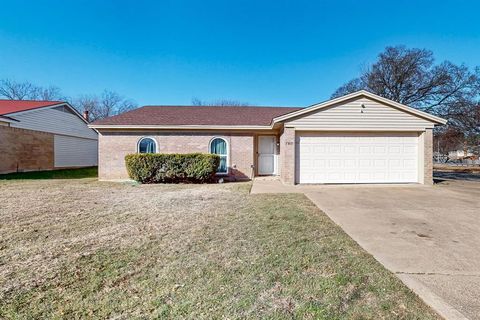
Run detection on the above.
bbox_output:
[0,100,98,174]
[90,90,446,185]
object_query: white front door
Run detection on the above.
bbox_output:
[297,132,419,184]
[258,136,276,175]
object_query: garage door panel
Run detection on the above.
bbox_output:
[404,145,416,154]
[297,132,419,184]
[344,159,356,168]
[329,145,341,153]
[374,145,387,154]
[313,159,326,168]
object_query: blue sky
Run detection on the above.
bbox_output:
[0,0,479,106]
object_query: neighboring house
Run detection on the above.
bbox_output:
[0,100,98,174]
[448,149,475,160]
[90,90,446,185]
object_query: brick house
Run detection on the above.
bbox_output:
[90,91,446,185]
[0,100,98,174]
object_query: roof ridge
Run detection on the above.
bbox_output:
[89,104,302,127]
[140,105,302,109]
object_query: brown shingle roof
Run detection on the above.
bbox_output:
[91,105,303,126]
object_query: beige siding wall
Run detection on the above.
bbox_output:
[0,126,54,174]
[98,131,254,180]
[285,97,434,130]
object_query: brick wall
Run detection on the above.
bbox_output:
[98,131,254,180]
[0,126,54,174]
[424,128,433,185]
[279,127,295,185]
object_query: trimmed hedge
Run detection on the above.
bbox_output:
[125,153,220,183]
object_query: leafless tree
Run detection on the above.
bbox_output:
[434,128,466,155]
[34,85,64,101]
[0,79,38,100]
[191,97,249,106]
[332,46,480,136]
[0,78,137,121]
[74,94,99,116]
[0,79,64,101]
[73,90,137,121]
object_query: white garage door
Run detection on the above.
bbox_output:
[297,132,419,184]
[54,135,98,168]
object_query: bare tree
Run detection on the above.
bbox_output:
[434,128,466,155]
[35,85,64,101]
[191,97,249,106]
[74,94,99,116]
[0,79,64,101]
[0,79,38,100]
[332,45,480,136]
[73,90,137,121]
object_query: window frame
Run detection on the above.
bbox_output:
[209,137,229,175]
[137,137,158,154]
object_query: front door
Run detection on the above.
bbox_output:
[258,136,276,175]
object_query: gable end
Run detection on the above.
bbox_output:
[284,96,436,131]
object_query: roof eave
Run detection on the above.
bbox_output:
[88,124,276,130]
[4,102,94,126]
[0,115,20,123]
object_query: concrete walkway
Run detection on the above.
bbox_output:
[251,177,480,320]
[250,177,425,194]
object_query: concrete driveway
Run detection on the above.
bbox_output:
[304,178,480,320]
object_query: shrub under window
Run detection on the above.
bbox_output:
[125,153,220,183]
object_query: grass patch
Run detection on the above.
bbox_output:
[0,167,97,180]
[0,179,438,319]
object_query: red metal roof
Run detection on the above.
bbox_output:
[91,105,303,126]
[0,100,63,115]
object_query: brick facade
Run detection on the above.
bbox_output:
[279,127,295,185]
[0,126,54,174]
[98,128,435,185]
[423,128,433,185]
[98,131,254,180]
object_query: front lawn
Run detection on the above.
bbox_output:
[0,179,438,319]
[0,167,97,180]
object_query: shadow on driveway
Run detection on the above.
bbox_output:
[434,170,480,183]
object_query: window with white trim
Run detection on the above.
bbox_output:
[209,138,228,174]
[138,137,157,153]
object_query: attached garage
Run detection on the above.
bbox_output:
[296,132,419,184]
[274,90,447,185]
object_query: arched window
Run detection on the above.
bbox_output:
[209,138,228,174]
[138,137,157,153]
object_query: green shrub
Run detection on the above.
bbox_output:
[125,153,220,183]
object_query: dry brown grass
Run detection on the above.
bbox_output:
[0,178,439,319]
[434,165,480,172]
